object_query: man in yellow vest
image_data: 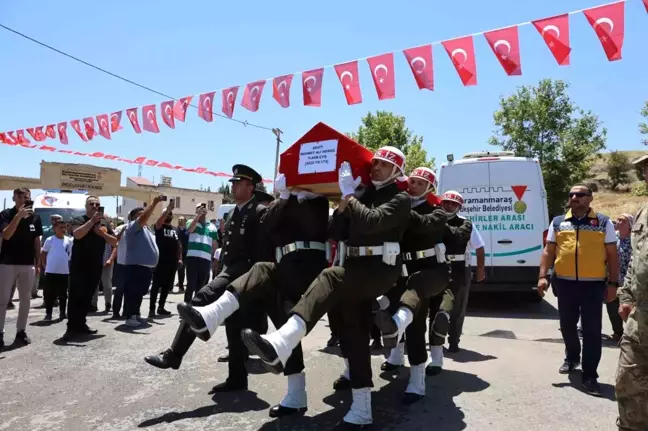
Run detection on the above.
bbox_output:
[537,183,619,397]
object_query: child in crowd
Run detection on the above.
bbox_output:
[41,219,73,321]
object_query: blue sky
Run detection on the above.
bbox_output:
[1,0,646,214]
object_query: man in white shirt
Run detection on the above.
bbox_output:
[41,219,73,321]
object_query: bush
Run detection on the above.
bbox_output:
[587,182,599,192]
[607,151,632,190]
[631,181,648,196]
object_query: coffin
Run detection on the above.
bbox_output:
[279,122,374,197]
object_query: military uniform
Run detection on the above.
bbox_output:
[144,165,266,376]
[616,204,648,431]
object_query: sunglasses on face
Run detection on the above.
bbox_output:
[569,192,591,199]
[88,202,101,207]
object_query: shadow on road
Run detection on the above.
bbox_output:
[466,292,559,320]
[137,390,270,427]
[552,371,616,402]
[114,323,153,334]
[52,333,105,347]
[445,347,497,364]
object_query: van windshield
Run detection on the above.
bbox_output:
[35,208,86,230]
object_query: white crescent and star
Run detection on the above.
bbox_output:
[304,76,317,93]
[410,56,426,74]
[340,71,354,90]
[250,86,260,101]
[59,125,65,134]
[147,110,156,122]
[493,39,512,58]
[111,113,119,122]
[164,105,173,117]
[100,119,108,130]
[277,80,287,98]
[594,17,614,32]
[541,24,560,39]
[129,111,138,123]
[451,48,468,64]
[373,64,388,84]
[203,97,212,111]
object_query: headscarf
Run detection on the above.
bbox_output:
[620,213,635,228]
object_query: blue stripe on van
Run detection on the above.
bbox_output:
[470,244,543,258]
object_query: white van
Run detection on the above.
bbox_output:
[33,192,88,230]
[216,204,236,222]
[437,151,549,296]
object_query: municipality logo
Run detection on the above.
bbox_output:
[511,185,527,214]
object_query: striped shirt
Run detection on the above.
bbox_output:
[186,219,218,261]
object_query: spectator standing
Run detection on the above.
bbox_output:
[123,197,161,327]
[606,214,634,342]
[0,188,43,348]
[538,184,619,397]
[184,203,218,302]
[41,219,73,321]
[91,241,114,314]
[149,200,182,320]
[64,196,117,341]
[109,219,129,320]
[176,216,188,293]
[36,214,63,301]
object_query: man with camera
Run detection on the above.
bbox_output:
[183,202,219,303]
[0,188,43,349]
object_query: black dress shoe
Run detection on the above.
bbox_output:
[210,379,247,393]
[374,310,398,349]
[6,301,15,310]
[217,353,229,362]
[241,329,283,374]
[581,378,602,397]
[177,302,210,341]
[79,326,98,335]
[333,376,351,391]
[447,343,460,353]
[380,361,402,371]
[14,330,31,345]
[402,392,424,405]
[269,404,307,418]
[425,364,442,376]
[559,360,580,374]
[144,349,181,370]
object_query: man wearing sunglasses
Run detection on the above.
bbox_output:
[537,184,618,397]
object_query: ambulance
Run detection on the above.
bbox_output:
[437,151,549,298]
[33,192,88,231]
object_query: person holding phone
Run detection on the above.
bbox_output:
[0,188,43,349]
[182,202,219,302]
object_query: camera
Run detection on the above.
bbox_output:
[24,199,34,208]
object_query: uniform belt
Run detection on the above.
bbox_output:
[280,241,326,255]
[446,254,466,262]
[402,247,437,261]
[346,245,384,257]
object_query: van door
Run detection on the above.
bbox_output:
[485,159,548,284]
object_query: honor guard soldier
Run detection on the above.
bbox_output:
[242,147,411,428]
[372,167,450,404]
[176,173,330,417]
[144,164,267,392]
[426,191,485,375]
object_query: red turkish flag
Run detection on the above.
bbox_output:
[484,26,522,76]
[302,68,324,107]
[241,81,266,112]
[403,45,434,91]
[110,111,123,133]
[126,108,142,134]
[272,74,293,108]
[221,87,239,118]
[16,130,30,144]
[198,92,216,122]
[367,53,395,100]
[334,61,362,105]
[6,131,17,144]
[83,117,96,140]
[45,124,56,139]
[70,120,88,142]
[532,14,571,66]
[644,0,648,13]
[96,114,111,139]
[160,100,175,129]
[142,104,160,133]
[442,36,477,86]
[583,2,625,62]
[57,122,68,145]
[0,133,7,144]
[27,127,46,142]
[173,96,192,122]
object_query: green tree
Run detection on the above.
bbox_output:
[489,79,607,217]
[641,101,648,145]
[606,151,632,190]
[348,111,434,174]
[218,182,233,204]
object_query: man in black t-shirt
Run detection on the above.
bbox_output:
[0,188,43,349]
[64,196,117,341]
[149,200,182,319]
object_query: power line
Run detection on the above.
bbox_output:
[0,23,274,131]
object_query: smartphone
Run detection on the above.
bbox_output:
[200,203,207,209]
[160,196,168,201]
[98,206,105,214]
[24,199,34,208]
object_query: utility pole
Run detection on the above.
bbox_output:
[272,128,283,187]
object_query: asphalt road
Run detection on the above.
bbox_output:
[1,289,622,431]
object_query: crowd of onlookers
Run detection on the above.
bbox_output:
[0,187,225,349]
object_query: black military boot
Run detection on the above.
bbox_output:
[144,322,195,370]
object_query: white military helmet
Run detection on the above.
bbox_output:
[408,167,437,198]
[371,146,406,187]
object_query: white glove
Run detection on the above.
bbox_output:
[338,162,361,198]
[274,173,290,199]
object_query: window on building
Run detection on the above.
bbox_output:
[208,200,215,211]
[175,197,181,208]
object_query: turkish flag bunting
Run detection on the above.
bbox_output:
[442,36,477,86]
[302,68,324,107]
[484,26,522,76]
[221,87,239,118]
[45,125,56,139]
[583,2,625,62]
[27,127,46,142]
[83,117,96,140]
[241,81,266,112]
[334,61,362,105]
[367,53,395,100]
[403,45,434,91]
[6,131,17,144]
[0,133,7,144]
[16,130,30,144]
[96,114,111,139]
[126,108,142,134]
[173,96,192,122]
[198,92,216,122]
[272,74,293,108]
[644,0,648,13]
[110,111,123,133]
[70,120,88,142]
[57,122,69,145]
[160,100,175,129]
[142,104,160,133]
[532,14,571,66]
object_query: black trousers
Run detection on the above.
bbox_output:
[44,273,68,315]
[150,262,177,311]
[556,278,606,381]
[291,257,402,389]
[67,264,102,330]
[177,257,186,288]
[184,257,211,303]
